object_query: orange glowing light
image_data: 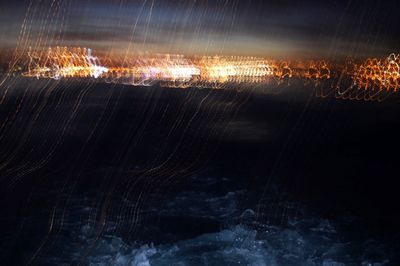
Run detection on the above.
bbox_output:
[23,47,399,101]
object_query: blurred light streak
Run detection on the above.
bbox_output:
[23,47,400,101]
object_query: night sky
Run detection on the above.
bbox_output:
[0,0,399,58]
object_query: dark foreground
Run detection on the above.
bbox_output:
[0,78,399,265]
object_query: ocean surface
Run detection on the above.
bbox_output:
[0,78,399,265]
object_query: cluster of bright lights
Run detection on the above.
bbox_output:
[106,54,200,87]
[25,47,108,79]
[23,47,399,100]
[104,55,287,88]
[328,54,400,101]
[352,54,399,92]
[24,47,327,86]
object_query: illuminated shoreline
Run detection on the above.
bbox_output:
[19,47,400,101]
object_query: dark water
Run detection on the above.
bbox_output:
[0,78,399,265]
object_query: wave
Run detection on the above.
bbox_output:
[77,221,390,266]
